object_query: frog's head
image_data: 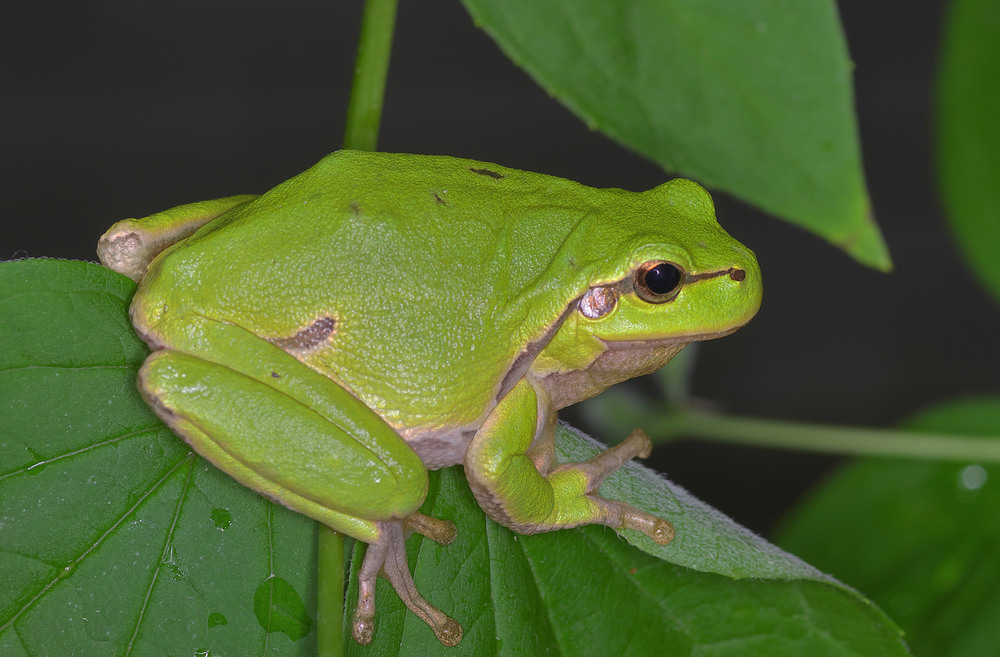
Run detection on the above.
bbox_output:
[533,178,762,409]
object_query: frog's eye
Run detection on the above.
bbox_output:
[634,261,683,303]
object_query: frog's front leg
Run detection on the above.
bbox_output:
[464,378,674,544]
[136,315,462,645]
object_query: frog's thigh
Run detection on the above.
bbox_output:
[140,349,427,543]
[464,378,673,544]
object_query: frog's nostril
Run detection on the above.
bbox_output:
[729,268,746,282]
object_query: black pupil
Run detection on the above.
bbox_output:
[645,263,681,295]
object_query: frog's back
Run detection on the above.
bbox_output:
[143,151,610,431]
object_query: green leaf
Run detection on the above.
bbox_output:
[3,260,906,655]
[345,452,907,656]
[460,0,889,270]
[936,0,1000,304]
[0,259,317,657]
[775,397,1000,656]
[254,576,313,641]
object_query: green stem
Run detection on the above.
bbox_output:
[343,0,399,151]
[317,1,399,654]
[657,345,698,409]
[657,409,1000,462]
[316,527,345,656]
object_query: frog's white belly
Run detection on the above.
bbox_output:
[401,425,478,470]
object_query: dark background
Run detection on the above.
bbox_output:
[4,0,998,535]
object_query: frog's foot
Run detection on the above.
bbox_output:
[353,520,463,646]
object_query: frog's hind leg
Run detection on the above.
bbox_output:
[354,521,462,646]
[136,315,465,645]
[464,378,674,545]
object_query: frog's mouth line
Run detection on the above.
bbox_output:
[598,323,745,350]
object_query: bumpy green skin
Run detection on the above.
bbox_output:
[101,150,762,645]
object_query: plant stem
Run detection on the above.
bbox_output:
[317,1,399,655]
[316,526,345,656]
[343,0,399,151]
[657,409,1000,462]
[657,345,698,409]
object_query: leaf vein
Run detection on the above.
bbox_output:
[124,454,196,655]
[0,452,195,638]
[0,425,163,481]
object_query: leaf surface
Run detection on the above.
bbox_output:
[936,0,1000,303]
[460,0,889,269]
[0,259,317,657]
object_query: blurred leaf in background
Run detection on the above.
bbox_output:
[775,398,1000,657]
[936,0,1000,305]
[775,2,1000,653]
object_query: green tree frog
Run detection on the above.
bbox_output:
[97,150,761,646]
